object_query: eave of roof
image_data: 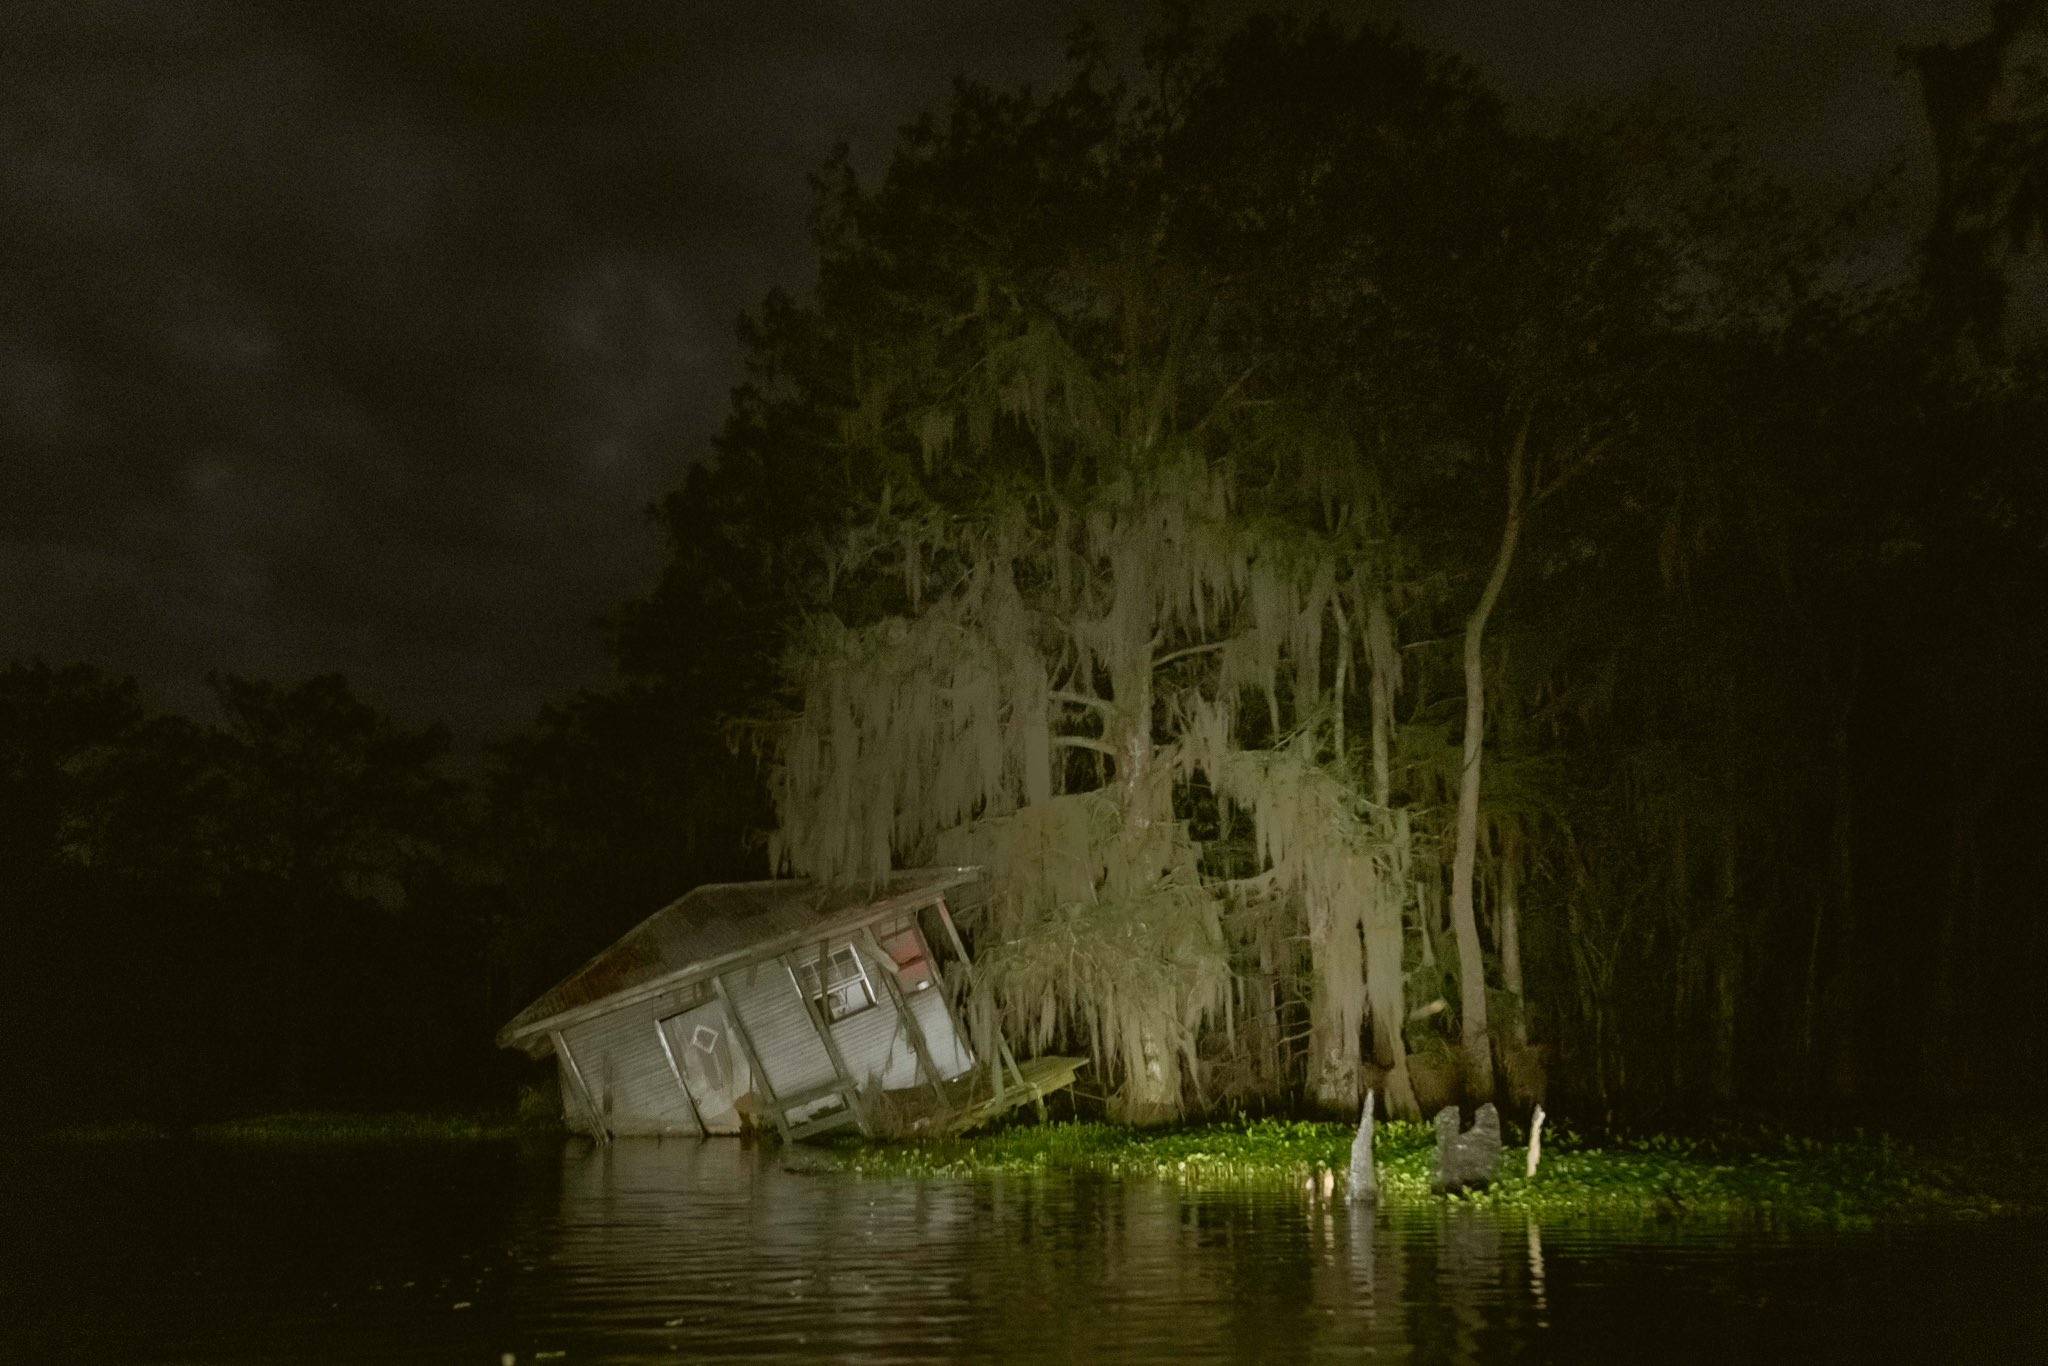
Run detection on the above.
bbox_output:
[496,866,980,1052]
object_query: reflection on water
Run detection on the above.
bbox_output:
[3,1136,2045,1362]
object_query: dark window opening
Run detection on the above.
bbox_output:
[878,926,935,991]
[793,944,876,1022]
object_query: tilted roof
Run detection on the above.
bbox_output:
[495,867,979,1050]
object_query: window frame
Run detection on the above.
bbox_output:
[791,942,878,1024]
[876,924,936,991]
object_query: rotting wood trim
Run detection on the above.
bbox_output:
[498,870,982,1048]
[653,1016,708,1137]
[711,971,790,1144]
[551,1029,611,1145]
[784,942,870,1135]
[931,896,1031,1108]
[924,957,982,1097]
[928,898,995,1100]
[859,924,948,1106]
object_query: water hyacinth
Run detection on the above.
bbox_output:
[823,1117,2036,1227]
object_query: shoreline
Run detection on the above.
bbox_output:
[29,1109,2048,1226]
[821,1116,2048,1227]
[35,1111,532,1144]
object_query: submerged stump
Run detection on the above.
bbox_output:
[1431,1102,1502,1194]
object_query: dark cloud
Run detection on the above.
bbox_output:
[0,0,1083,739]
[0,0,1986,743]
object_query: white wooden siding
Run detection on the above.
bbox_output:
[559,998,700,1137]
[829,934,973,1087]
[549,911,978,1139]
[721,958,838,1101]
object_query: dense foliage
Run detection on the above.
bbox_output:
[5,10,2044,1129]
[658,15,2048,1122]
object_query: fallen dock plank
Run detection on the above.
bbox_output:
[942,1056,1087,1134]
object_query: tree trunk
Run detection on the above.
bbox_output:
[1121,1027,1180,1125]
[1111,653,1182,1124]
[1449,414,1528,1101]
[1928,778,1986,1097]
[1367,592,1396,812]
[1363,590,1419,1117]
[1709,831,1739,1105]
[1806,661,1858,1093]
[1499,827,1526,1047]
[1310,600,1365,1111]
[1254,938,1280,1087]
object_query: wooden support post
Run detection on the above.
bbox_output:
[785,944,870,1135]
[712,972,789,1144]
[859,925,948,1107]
[927,958,987,1097]
[654,1016,707,1137]
[931,896,1030,1103]
[551,1029,610,1145]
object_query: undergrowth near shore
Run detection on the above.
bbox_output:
[45,1112,527,1144]
[194,1112,524,1142]
[826,1118,2037,1226]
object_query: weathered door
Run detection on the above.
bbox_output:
[659,1002,752,1134]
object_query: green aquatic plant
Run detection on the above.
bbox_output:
[825,1117,2038,1226]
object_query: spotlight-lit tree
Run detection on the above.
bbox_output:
[726,13,1782,1119]
[763,182,1423,1116]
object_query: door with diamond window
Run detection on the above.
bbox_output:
[658,1001,752,1134]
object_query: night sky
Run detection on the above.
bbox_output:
[1,1,1985,747]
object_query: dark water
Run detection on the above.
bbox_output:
[4,1138,2044,1363]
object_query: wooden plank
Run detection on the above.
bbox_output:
[653,1016,707,1136]
[931,896,1030,1102]
[500,870,983,1048]
[770,1079,848,1112]
[859,925,947,1106]
[925,957,986,1098]
[785,944,870,1134]
[712,972,790,1144]
[944,1055,1086,1134]
[551,1029,611,1145]
[789,1107,861,1141]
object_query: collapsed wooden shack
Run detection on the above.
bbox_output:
[497,867,1081,1142]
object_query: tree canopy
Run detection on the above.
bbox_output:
[616,12,2048,1123]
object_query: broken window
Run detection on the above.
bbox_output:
[793,944,876,1022]
[877,926,935,991]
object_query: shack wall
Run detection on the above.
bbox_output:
[558,996,702,1138]
[721,957,840,1105]
[547,909,978,1139]
[829,936,973,1088]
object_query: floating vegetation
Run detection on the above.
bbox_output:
[825,1118,2041,1226]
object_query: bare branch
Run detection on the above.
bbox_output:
[1532,433,1613,505]
[1152,640,1228,670]
[1213,868,1282,898]
[1053,734,1119,757]
[1186,365,1258,437]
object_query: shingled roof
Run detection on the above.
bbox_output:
[496,867,979,1050]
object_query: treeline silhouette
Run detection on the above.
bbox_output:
[0,664,759,1127]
